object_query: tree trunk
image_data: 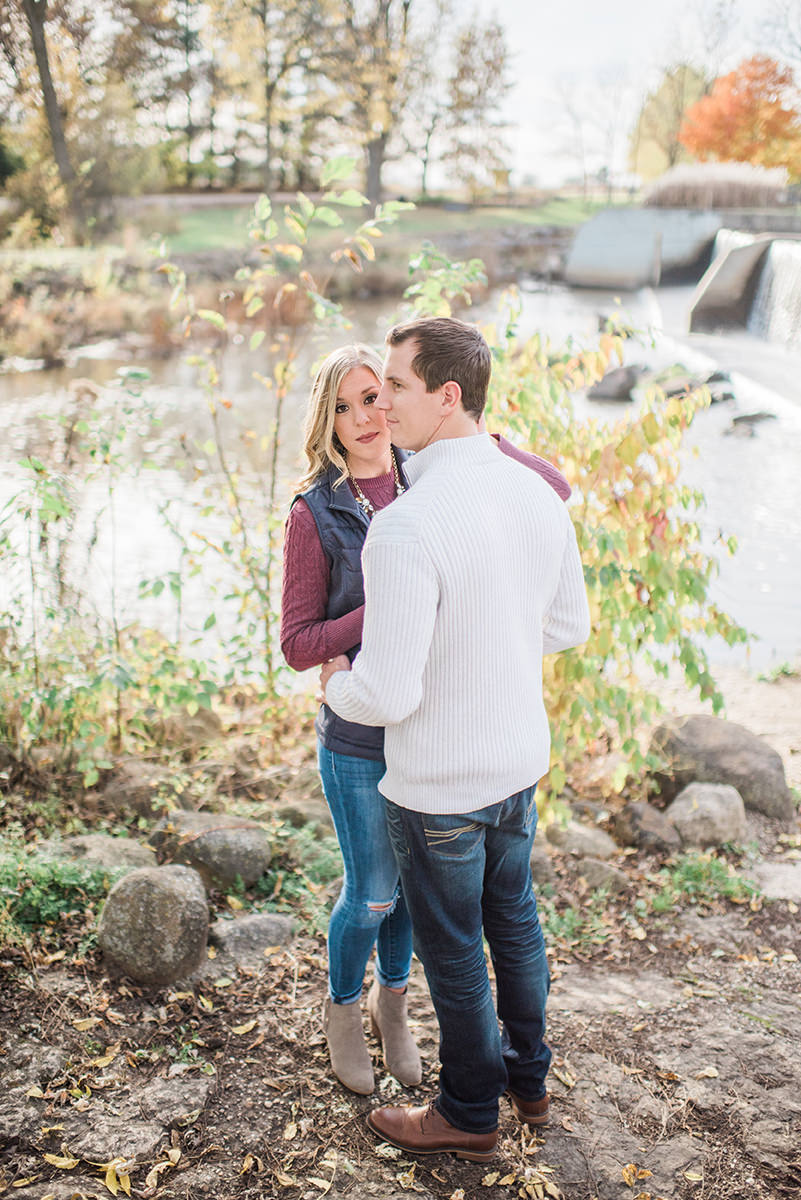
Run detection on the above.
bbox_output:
[366,133,387,208]
[20,0,83,235]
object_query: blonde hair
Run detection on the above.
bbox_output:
[297,343,384,490]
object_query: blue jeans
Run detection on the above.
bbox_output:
[385,786,551,1133]
[317,744,413,1004]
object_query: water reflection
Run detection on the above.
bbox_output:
[2,285,800,670]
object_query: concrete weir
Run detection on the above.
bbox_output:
[688,234,773,330]
[564,209,722,289]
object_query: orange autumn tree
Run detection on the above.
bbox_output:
[679,54,801,179]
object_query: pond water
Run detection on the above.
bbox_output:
[2,282,800,673]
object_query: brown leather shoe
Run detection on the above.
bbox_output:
[367,1100,498,1162]
[507,1091,550,1127]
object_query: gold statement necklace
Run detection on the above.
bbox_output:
[349,449,406,519]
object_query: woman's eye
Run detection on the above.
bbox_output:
[364,393,377,405]
[335,403,348,414]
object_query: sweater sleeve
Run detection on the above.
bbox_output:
[492,433,571,501]
[325,536,439,726]
[542,519,591,655]
[280,499,365,671]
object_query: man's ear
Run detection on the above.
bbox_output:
[440,381,462,413]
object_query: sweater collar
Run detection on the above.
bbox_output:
[402,432,496,487]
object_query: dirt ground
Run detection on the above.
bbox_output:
[1,663,800,1200]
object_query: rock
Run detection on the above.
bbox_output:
[650,715,794,821]
[546,818,618,860]
[100,759,193,819]
[149,810,272,889]
[666,782,747,848]
[530,843,556,888]
[208,912,295,969]
[587,364,645,401]
[611,801,682,852]
[97,865,209,985]
[569,857,630,895]
[158,706,223,750]
[38,832,156,871]
[749,861,801,901]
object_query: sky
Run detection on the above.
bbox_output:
[471,0,774,187]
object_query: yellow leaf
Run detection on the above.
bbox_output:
[232,1020,258,1035]
[308,1177,333,1192]
[500,1174,517,1186]
[145,1162,170,1188]
[684,1170,704,1182]
[198,995,214,1011]
[275,1169,297,1186]
[26,1085,44,1098]
[73,1017,102,1032]
[397,1165,416,1188]
[641,412,660,444]
[545,1183,562,1199]
[283,1121,297,1140]
[622,1164,638,1187]
[43,1153,79,1169]
[482,1173,500,1186]
[637,1169,653,1179]
[105,1163,120,1195]
[616,431,641,468]
[552,1066,576,1089]
[91,1054,116,1068]
[207,946,218,958]
[227,894,244,910]
[167,1148,181,1165]
[695,1066,719,1079]
[119,1172,131,1196]
[11,1178,40,1188]
[450,1190,465,1200]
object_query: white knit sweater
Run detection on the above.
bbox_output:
[325,433,590,814]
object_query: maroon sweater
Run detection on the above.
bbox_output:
[280,435,571,671]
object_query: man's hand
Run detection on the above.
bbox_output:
[319,654,351,702]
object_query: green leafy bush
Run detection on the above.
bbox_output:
[0,847,125,942]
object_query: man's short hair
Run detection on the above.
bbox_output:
[386,317,491,420]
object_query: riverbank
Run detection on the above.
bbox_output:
[0,202,586,367]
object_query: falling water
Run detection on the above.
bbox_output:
[748,239,801,351]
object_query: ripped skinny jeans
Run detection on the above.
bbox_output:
[317,743,413,1003]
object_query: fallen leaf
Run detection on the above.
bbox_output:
[11,1178,40,1188]
[482,1172,500,1186]
[144,1162,171,1188]
[232,1020,258,1035]
[198,995,214,1012]
[695,1067,719,1079]
[552,1067,576,1089]
[167,1148,181,1165]
[26,1085,44,1098]
[449,1190,465,1200]
[622,1164,638,1187]
[684,1170,704,1182]
[397,1164,416,1188]
[240,1153,263,1174]
[90,1054,117,1069]
[561,1116,575,1132]
[374,1143,402,1159]
[72,1017,102,1032]
[213,977,234,988]
[42,1153,79,1169]
[283,1121,297,1141]
[499,1174,517,1186]
[308,1177,333,1193]
[274,1169,297,1186]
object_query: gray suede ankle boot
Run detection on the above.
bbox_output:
[322,997,375,1095]
[367,980,422,1087]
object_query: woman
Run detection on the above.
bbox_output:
[281,342,571,1096]
[281,344,418,1096]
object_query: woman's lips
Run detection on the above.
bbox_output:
[357,432,379,442]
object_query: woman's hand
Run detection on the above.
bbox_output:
[319,654,352,701]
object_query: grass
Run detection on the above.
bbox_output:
[110,196,607,256]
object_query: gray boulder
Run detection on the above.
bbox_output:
[38,832,156,872]
[100,759,193,819]
[666,782,747,848]
[587,364,646,401]
[208,912,295,971]
[97,865,209,985]
[569,857,630,896]
[546,818,618,860]
[149,810,271,889]
[530,843,556,888]
[650,715,794,821]
[611,801,682,853]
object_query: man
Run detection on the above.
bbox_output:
[320,317,590,1161]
